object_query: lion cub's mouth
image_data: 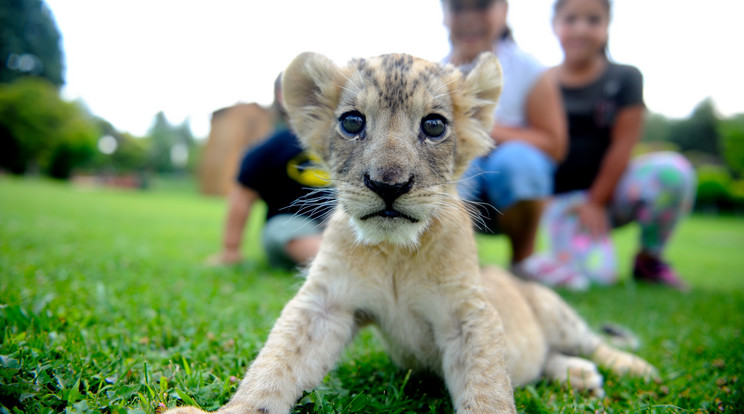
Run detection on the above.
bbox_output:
[360,209,419,223]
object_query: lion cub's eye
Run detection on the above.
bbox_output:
[339,111,366,136]
[421,114,447,140]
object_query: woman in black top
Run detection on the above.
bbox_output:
[541,0,696,290]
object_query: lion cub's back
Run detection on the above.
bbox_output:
[480,266,549,386]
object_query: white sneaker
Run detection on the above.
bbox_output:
[510,253,589,291]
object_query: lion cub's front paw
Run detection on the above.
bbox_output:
[564,357,605,398]
[545,354,605,398]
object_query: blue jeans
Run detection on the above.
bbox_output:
[458,141,555,233]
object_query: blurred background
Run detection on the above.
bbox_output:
[2,0,743,212]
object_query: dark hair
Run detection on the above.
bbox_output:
[553,0,611,17]
[441,0,514,42]
[495,0,513,41]
[501,26,513,41]
[553,0,611,57]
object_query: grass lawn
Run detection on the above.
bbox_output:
[1,177,742,413]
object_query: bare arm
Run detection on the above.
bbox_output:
[588,105,645,206]
[209,185,260,265]
[579,105,645,236]
[490,71,568,162]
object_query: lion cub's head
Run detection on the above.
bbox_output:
[282,52,501,247]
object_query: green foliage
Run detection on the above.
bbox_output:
[668,99,721,157]
[145,112,196,174]
[87,118,150,174]
[695,164,732,210]
[112,134,150,173]
[1,178,743,413]
[719,114,744,177]
[641,99,722,159]
[694,164,744,212]
[641,112,672,143]
[729,179,744,205]
[84,113,202,178]
[0,0,65,87]
[640,100,744,211]
[0,77,99,178]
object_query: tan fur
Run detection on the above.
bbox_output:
[165,52,656,414]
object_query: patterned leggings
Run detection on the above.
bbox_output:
[542,152,696,285]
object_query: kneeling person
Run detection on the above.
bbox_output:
[210,128,332,269]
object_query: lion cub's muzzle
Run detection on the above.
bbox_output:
[360,173,418,223]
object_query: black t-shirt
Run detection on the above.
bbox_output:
[554,63,644,194]
[237,129,332,221]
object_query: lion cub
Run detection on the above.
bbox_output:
[166,52,656,414]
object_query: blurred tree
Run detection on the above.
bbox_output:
[0,77,98,178]
[87,117,150,174]
[641,112,672,143]
[695,164,732,211]
[639,102,744,212]
[145,112,195,173]
[0,0,64,86]
[113,133,150,172]
[719,114,744,178]
[666,98,721,157]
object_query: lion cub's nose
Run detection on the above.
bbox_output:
[364,173,414,205]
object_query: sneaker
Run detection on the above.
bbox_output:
[633,254,689,291]
[510,253,589,291]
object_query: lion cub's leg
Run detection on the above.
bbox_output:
[517,281,658,387]
[164,279,357,414]
[434,286,517,414]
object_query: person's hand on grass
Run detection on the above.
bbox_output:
[577,201,609,239]
[206,247,243,266]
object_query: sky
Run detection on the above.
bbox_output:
[45,0,744,139]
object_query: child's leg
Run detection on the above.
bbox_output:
[543,191,618,285]
[610,152,696,256]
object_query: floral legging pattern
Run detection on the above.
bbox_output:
[542,152,696,285]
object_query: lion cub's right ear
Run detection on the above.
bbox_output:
[282,52,346,162]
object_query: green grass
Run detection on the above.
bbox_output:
[1,177,742,413]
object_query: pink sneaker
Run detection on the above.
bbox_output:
[633,254,689,291]
[510,254,589,291]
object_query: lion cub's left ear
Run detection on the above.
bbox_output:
[282,52,346,162]
[460,52,502,129]
[452,52,503,176]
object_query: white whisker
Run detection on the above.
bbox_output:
[340,85,358,95]
[433,91,458,100]
[353,60,367,89]
[433,56,453,83]
[434,72,463,93]
[283,187,338,228]
[337,66,361,94]
[447,170,500,186]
